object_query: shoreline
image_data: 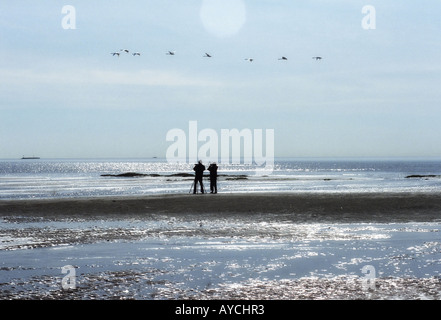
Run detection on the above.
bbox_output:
[1,192,441,223]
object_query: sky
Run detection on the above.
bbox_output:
[1,0,441,160]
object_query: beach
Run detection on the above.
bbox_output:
[3,0,441,306]
[1,192,441,300]
[2,192,441,222]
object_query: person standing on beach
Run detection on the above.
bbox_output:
[208,162,218,194]
[193,160,206,194]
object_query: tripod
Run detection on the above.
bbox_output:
[189,180,206,194]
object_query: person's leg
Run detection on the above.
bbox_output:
[200,178,204,193]
[193,178,197,194]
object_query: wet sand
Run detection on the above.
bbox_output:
[1,192,441,223]
[2,192,441,300]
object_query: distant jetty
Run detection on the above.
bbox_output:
[21,156,40,160]
[405,174,440,179]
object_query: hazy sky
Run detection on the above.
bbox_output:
[1,0,441,159]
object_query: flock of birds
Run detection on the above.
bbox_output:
[110,49,323,62]
[111,49,141,56]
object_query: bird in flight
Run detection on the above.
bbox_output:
[132,52,141,56]
[278,56,288,61]
[312,56,323,60]
[121,49,130,54]
[111,52,120,57]
[166,51,176,55]
[204,53,212,58]
[244,58,254,62]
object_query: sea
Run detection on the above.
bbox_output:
[1,157,441,200]
[1,158,441,301]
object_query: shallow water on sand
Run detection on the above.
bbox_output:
[1,158,441,200]
[1,214,440,299]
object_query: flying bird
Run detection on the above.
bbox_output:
[121,49,130,54]
[132,52,141,56]
[110,52,120,57]
[312,56,323,60]
[166,51,176,55]
[244,58,254,62]
[278,56,288,60]
[203,53,212,58]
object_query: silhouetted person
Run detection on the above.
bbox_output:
[193,160,205,194]
[208,163,218,193]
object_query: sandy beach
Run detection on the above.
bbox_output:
[1,192,441,223]
[1,192,441,300]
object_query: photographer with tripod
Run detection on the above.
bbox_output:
[192,160,206,194]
